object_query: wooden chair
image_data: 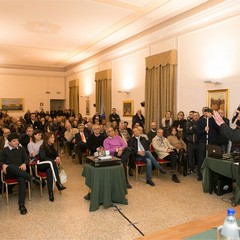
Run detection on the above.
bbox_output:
[1,168,31,205]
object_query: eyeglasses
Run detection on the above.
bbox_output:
[3,132,10,134]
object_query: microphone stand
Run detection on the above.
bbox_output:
[206,116,209,156]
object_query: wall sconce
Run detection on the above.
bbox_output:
[118,90,130,93]
[203,80,222,84]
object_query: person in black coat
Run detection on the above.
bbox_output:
[128,127,166,186]
[109,108,121,124]
[39,132,66,202]
[87,124,106,155]
[0,133,40,215]
[132,109,145,129]
[74,124,90,164]
[216,109,229,153]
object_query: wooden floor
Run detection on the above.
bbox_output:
[136,206,240,240]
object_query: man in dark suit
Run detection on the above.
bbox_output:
[20,125,33,153]
[26,113,40,130]
[75,123,90,164]
[0,133,40,215]
[109,108,121,124]
[128,127,166,186]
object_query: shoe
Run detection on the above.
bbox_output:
[31,177,41,185]
[172,174,180,183]
[126,183,132,189]
[49,191,54,202]
[188,170,193,175]
[19,205,27,215]
[146,179,155,186]
[197,176,203,181]
[56,181,66,191]
[84,192,91,200]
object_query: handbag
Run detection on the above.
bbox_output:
[59,166,67,184]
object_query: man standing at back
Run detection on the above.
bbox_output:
[109,108,121,124]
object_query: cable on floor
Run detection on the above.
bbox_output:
[113,204,145,236]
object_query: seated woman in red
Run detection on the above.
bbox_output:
[39,131,66,202]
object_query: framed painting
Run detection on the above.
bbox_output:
[207,89,228,116]
[123,100,134,116]
[1,98,24,111]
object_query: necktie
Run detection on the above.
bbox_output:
[81,133,86,143]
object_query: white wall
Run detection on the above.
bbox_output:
[178,16,240,121]
[0,69,65,117]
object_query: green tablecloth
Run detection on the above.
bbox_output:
[186,220,240,239]
[82,163,128,212]
[201,157,240,205]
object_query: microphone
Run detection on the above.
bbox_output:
[232,105,240,123]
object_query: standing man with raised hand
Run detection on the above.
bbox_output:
[213,109,240,142]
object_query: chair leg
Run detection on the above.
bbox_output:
[28,182,31,201]
[39,178,43,197]
[5,184,9,205]
[136,166,138,181]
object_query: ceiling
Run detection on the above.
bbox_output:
[0,0,236,71]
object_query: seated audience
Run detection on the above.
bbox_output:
[0,133,40,215]
[128,127,166,186]
[0,128,11,150]
[147,122,157,143]
[20,125,34,153]
[104,127,133,189]
[138,126,149,140]
[75,123,89,164]
[27,129,43,160]
[152,128,180,183]
[87,124,106,155]
[39,132,66,202]
[64,121,78,158]
[167,127,187,175]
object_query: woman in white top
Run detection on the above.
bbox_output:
[27,129,43,160]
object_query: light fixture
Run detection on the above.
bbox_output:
[203,79,222,84]
[118,90,130,93]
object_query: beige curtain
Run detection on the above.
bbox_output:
[95,69,112,118]
[69,79,79,115]
[145,50,177,132]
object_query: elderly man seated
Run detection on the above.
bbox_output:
[128,127,166,186]
[152,128,180,183]
[103,127,133,189]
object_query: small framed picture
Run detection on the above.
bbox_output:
[207,89,228,116]
[1,98,24,111]
[123,100,134,116]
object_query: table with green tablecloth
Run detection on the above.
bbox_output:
[82,163,128,212]
[201,157,240,205]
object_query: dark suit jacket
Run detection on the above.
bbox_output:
[128,136,150,156]
[0,136,7,150]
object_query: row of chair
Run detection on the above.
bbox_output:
[1,161,55,205]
